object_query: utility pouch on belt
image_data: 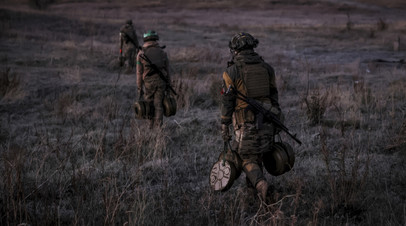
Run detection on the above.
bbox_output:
[234,109,255,125]
[234,107,266,129]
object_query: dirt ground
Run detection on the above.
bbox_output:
[1,0,405,225]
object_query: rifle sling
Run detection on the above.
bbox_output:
[141,55,168,81]
[140,53,178,96]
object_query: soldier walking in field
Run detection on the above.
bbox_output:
[136,30,170,128]
[119,19,140,73]
[220,32,282,201]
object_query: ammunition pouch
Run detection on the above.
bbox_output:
[234,109,256,125]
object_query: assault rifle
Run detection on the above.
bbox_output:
[138,53,177,96]
[226,85,302,145]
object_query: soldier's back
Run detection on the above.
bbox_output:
[120,24,137,43]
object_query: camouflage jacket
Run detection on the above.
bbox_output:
[120,24,139,50]
[220,50,280,125]
[136,41,170,90]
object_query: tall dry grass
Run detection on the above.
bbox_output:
[1,2,406,225]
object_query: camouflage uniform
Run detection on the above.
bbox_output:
[136,39,170,127]
[120,20,139,73]
[221,33,281,199]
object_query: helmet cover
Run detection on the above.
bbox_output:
[229,32,259,51]
[143,30,159,42]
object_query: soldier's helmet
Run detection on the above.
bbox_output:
[229,32,259,52]
[143,30,159,42]
[126,19,133,25]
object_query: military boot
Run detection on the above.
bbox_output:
[245,176,255,189]
[148,119,154,129]
[255,180,268,201]
[154,117,163,128]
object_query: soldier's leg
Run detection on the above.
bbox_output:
[241,154,265,186]
[153,81,166,127]
[123,48,134,73]
[241,154,268,200]
[143,79,157,127]
[128,48,135,69]
[235,123,269,200]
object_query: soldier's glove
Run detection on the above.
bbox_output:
[221,124,232,142]
[271,107,284,120]
[270,106,280,116]
[137,90,144,101]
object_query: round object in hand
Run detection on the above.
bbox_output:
[279,142,295,168]
[218,150,242,179]
[163,95,177,117]
[209,160,237,192]
[134,100,153,119]
[263,142,295,176]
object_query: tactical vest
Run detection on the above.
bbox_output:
[143,46,166,70]
[238,61,270,99]
[234,61,271,124]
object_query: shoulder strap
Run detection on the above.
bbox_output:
[234,61,245,84]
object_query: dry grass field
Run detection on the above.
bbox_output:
[0,0,405,225]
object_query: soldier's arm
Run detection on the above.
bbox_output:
[119,33,123,55]
[136,53,144,91]
[267,65,281,110]
[165,53,170,84]
[220,71,235,125]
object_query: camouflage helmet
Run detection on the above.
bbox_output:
[229,32,259,51]
[143,30,159,42]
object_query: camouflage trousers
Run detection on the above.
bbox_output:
[144,74,166,127]
[234,122,274,187]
